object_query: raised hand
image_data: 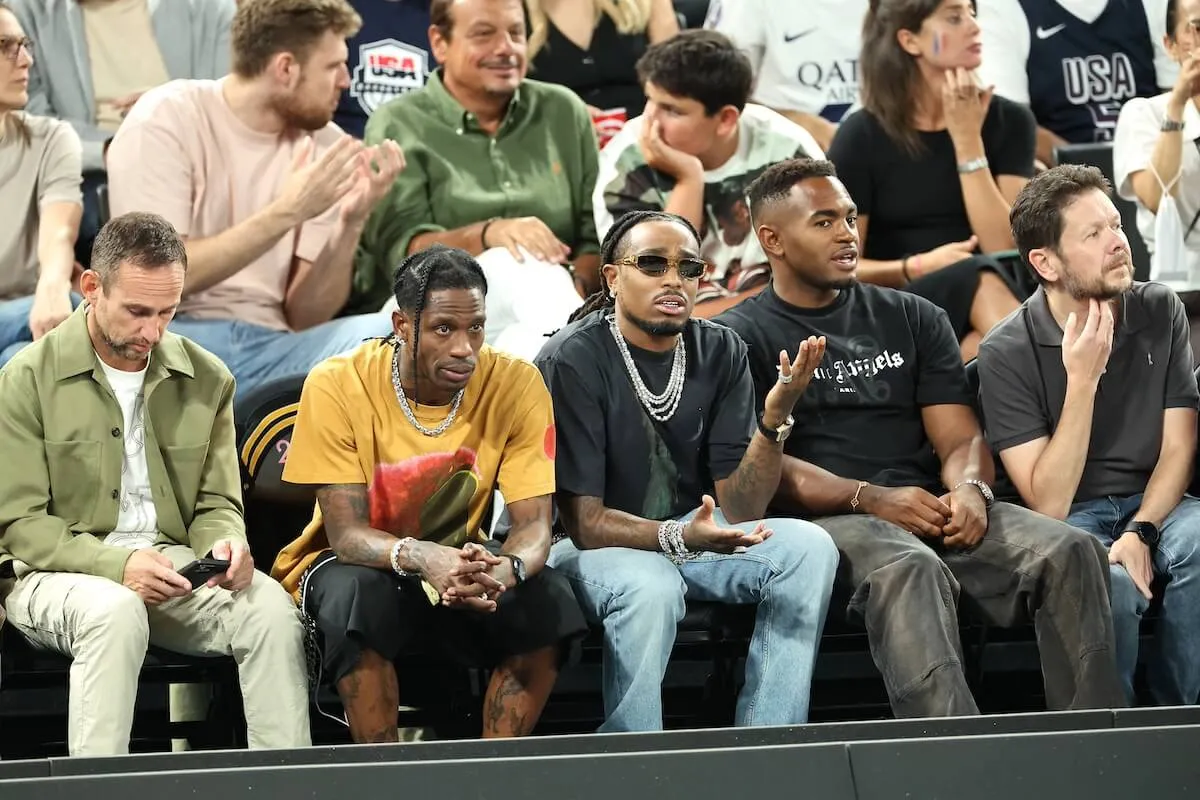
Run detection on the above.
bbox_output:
[683,495,772,554]
[638,118,704,181]
[275,135,363,224]
[943,67,994,147]
[339,141,406,225]
[1061,298,1114,387]
[762,336,827,428]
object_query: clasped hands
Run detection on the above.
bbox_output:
[420,541,515,613]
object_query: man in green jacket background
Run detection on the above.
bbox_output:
[0,212,310,756]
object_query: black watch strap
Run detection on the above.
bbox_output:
[502,553,526,585]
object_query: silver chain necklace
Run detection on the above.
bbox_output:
[391,345,463,437]
[607,313,686,422]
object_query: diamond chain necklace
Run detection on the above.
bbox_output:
[391,345,463,437]
[606,313,686,422]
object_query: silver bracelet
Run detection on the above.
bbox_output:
[657,520,697,565]
[957,156,989,174]
[390,536,418,577]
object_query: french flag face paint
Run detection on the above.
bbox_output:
[932,31,943,57]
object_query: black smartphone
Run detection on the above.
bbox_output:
[178,558,231,589]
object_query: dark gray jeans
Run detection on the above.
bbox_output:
[816,502,1126,717]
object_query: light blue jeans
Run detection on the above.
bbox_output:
[548,508,839,732]
[1067,493,1200,705]
[168,312,391,395]
[0,293,84,367]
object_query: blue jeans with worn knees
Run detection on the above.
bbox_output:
[167,312,391,395]
[1068,493,1200,705]
[0,293,85,367]
[547,509,839,732]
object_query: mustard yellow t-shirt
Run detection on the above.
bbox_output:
[271,339,557,597]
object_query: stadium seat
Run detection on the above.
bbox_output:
[1052,142,1151,281]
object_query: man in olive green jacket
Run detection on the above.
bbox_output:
[0,212,310,756]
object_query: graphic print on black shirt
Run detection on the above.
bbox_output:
[717,283,972,495]
[535,311,756,521]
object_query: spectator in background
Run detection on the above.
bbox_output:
[979,164,1200,706]
[10,0,236,263]
[357,0,599,360]
[596,30,823,318]
[0,2,82,365]
[1114,0,1200,289]
[704,0,869,152]
[0,213,309,757]
[107,0,401,397]
[337,0,432,139]
[525,0,679,146]
[828,0,1035,361]
[978,0,1174,167]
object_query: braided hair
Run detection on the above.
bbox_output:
[391,244,489,403]
[568,210,702,323]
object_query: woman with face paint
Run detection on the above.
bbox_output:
[827,0,1037,361]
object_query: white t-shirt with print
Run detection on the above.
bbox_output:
[705,0,868,122]
[99,359,158,549]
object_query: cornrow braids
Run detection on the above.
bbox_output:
[391,244,489,404]
[568,210,702,323]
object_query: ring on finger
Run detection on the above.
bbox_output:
[777,370,794,384]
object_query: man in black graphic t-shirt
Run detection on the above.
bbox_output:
[535,210,838,732]
[718,159,1125,717]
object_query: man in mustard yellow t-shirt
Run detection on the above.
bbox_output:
[271,245,586,743]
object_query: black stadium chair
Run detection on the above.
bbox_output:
[1053,142,1151,281]
[234,372,315,571]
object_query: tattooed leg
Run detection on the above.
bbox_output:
[337,647,401,744]
[482,645,560,738]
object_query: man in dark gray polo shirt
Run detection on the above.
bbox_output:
[978,164,1200,706]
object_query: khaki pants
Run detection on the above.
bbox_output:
[3,544,311,756]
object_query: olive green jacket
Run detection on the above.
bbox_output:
[0,305,245,585]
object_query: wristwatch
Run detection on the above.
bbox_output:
[953,479,995,508]
[1161,118,1186,132]
[758,414,795,443]
[1125,520,1161,550]
[501,553,527,586]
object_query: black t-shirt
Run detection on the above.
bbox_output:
[535,310,755,521]
[716,283,972,495]
[827,98,1036,260]
[528,13,649,118]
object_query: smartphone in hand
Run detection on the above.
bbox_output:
[178,558,231,589]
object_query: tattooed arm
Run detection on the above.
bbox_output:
[560,495,664,551]
[316,483,426,571]
[710,336,826,524]
[713,431,786,524]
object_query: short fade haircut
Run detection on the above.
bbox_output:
[747,158,840,222]
[635,30,753,116]
[90,213,188,290]
[1009,164,1113,278]
[231,0,362,78]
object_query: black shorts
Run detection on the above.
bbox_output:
[301,547,588,684]
[906,254,1029,340]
